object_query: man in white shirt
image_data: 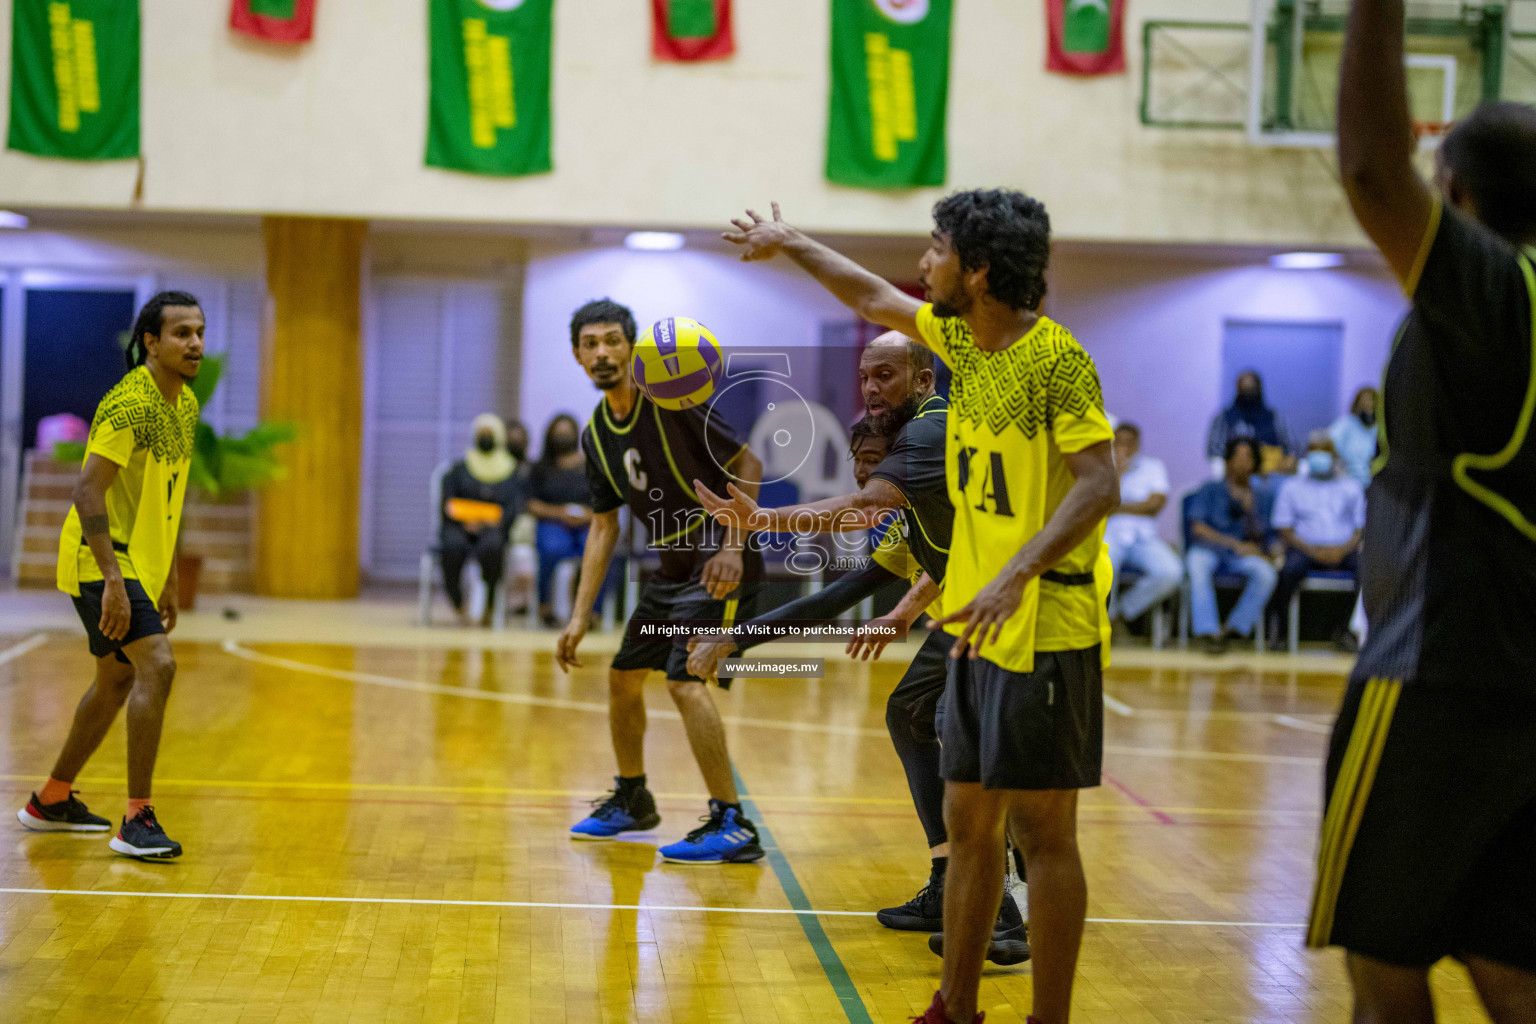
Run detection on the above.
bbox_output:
[1267,435,1367,650]
[1107,423,1182,627]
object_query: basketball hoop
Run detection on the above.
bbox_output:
[1412,119,1453,151]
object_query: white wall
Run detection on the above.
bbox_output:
[0,0,1361,247]
[519,244,859,437]
[1049,252,1406,538]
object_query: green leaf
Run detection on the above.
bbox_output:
[189,353,226,411]
[52,440,87,466]
[190,422,223,496]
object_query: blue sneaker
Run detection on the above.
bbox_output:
[658,800,765,864]
[570,781,661,840]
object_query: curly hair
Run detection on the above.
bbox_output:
[931,189,1052,312]
[848,415,891,457]
[1441,102,1536,244]
[126,291,201,372]
[569,298,637,349]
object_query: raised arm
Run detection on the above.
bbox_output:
[73,454,130,641]
[724,202,923,340]
[1337,0,1435,284]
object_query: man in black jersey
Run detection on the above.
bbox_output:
[1306,2,1536,1020]
[557,299,768,865]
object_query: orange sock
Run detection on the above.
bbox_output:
[39,777,72,805]
[126,798,152,819]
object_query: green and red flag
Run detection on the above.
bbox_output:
[826,0,951,190]
[652,0,733,62]
[230,0,316,44]
[426,0,553,177]
[7,0,139,160]
[1046,0,1125,75]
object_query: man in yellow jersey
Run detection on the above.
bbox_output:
[1304,2,1536,1020]
[723,194,1118,1024]
[16,292,203,861]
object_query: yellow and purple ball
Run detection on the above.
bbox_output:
[632,316,724,411]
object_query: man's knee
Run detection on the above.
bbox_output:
[1007,790,1079,849]
[666,677,709,705]
[885,697,935,748]
[943,783,1007,845]
[609,669,646,699]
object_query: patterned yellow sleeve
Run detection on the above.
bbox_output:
[913,303,954,368]
[85,400,141,468]
[1048,337,1114,455]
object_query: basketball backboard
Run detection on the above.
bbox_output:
[1247,0,1506,147]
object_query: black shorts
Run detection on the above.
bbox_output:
[71,578,165,663]
[1308,677,1536,971]
[611,580,764,687]
[887,629,951,743]
[940,646,1103,791]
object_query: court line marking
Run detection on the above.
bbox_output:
[220,641,1325,766]
[0,888,1307,928]
[0,633,48,667]
[0,776,1320,817]
[735,768,873,1024]
[1104,688,1336,734]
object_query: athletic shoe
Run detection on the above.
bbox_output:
[912,991,983,1023]
[16,791,111,832]
[108,807,182,860]
[570,781,662,840]
[877,869,945,931]
[926,888,1030,966]
[658,800,764,864]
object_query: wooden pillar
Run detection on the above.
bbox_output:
[256,216,367,599]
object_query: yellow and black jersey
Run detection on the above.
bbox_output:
[915,304,1114,673]
[1355,198,1536,692]
[58,366,199,605]
[582,393,762,585]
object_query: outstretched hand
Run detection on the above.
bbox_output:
[694,480,769,533]
[931,571,1028,660]
[723,202,798,262]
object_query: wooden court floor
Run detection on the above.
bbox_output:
[0,627,1494,1024]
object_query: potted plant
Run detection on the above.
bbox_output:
[54,353,296,610]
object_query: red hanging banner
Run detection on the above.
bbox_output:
[230,0,316,44]
[652,0,734,62]
[1045,0,1126,75]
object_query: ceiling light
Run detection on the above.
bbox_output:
[1270,251,1344,270]
[624,231,685,252]
[0,211,29,230]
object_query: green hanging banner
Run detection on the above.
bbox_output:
[426,0,552,177]
[7,0,140,161]
[826,0,950,190]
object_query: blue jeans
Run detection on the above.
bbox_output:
[1107,533,1183,622]
[1185,545,1278,638]
[536,520,588,606]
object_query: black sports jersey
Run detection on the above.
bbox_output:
[583,392,763,584]
[867,394,951,584]
[1355,200,1536,692]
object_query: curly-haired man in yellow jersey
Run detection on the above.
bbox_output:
[718,193,1118,1024]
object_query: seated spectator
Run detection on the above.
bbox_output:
[440,413,523,627]
[1327,387,1379,488]
[502,418,537,616]
[1185,437,1278,654]
[1206,370,1295,476]
[1106,423,1182,628]
[1266,435,1366,651]
[527,414,597,627]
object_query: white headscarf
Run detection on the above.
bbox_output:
[464,413,515,484]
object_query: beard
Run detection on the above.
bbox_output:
[865,393,922,437]
[590,362,623,390]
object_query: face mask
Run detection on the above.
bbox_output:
[1357,410,1376,427]
[550,435,578,456]
[1306,451,1334,477]
[475,434,498,453]
[1236,389,1262,409]
[508,441,527,461]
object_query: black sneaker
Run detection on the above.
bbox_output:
[16,791,111,832]
[926,888,1031,966]
[876,869,945,931]
[108,807,182,860]
[570,782,662,840]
